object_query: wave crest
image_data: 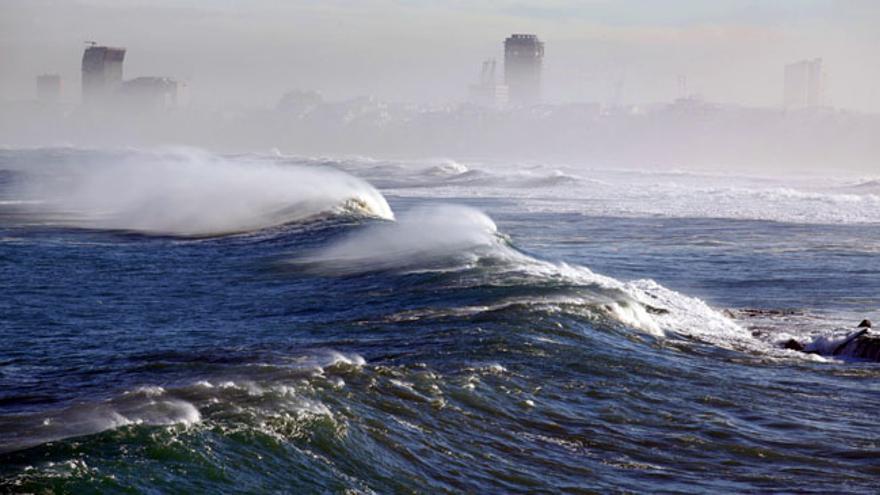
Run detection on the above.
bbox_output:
[3,148,393,236]
[296,204,497,273]
[294,204,747,344]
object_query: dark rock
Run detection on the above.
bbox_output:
[644,305,670,315]
[783,339,804,351]
[839,334,880,361]
[858,319,872,328]
[736,308,804,318]
[830,328,880,361]
[832,329,869,356]
[853,335,880,361]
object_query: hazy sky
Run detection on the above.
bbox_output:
[2,0,879,110]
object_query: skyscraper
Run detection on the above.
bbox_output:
[81,44,126,105]
[784,58,825,109]
[504,34,544,106]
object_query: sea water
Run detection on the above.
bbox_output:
[1,148,878,493]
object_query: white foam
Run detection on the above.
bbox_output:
[116,399,202,427]
[126,385,167,397]
[333,158,880,225]
[623,279,749,346]
[803,329,872,359]
[7,147,392,235]
[323,351,366,368]
[425,159,469,176]
[500,257,745,342]
[302,203,748,345]
[298,204,497,274]
[0,346,370,454]
[0,394,201,454]
[287,350,367,375]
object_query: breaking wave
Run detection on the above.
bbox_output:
[295,204,749,346]
[424,159,469,177]
[297,204,497,273]
[322,156,880,225]
[0,349,365,455]
[1,148,393,236]
[836,178,880,196]
[446,168,587,188]
[0,387,201,455]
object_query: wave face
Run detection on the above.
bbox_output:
[0,148,392,235]
[3,149,880,493]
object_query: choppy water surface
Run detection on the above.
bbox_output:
[1,148,879,493]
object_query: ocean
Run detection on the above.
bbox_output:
[1,147,879,493]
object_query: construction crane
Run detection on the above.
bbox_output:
[480,59,497,86]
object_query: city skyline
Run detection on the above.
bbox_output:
[2,0,879,111]
[26,38,843,114]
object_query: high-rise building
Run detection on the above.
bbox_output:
[784,58,825,109]
[504,34,544,106]
[81,45,126,105]
[36,74,62,103]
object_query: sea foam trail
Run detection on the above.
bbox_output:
[5,148,393,236]
[300,204,498,273]
[0,388,201,455]
[297,204,749,345]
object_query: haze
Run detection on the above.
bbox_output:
[1,0,879,173]
[2,0,878,109]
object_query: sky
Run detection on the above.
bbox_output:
[1,0,879,111]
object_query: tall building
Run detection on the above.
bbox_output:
[784,58,825,109]
[469,59,508,109]
[81,45,126,105]
[36,74,62,103]
[504,34,544,106]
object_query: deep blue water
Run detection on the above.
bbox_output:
[1,150,879,493]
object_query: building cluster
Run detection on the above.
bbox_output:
[81,44,179,110]
[35,43,180,111]
[33,36,831,113]
[466,33,829,112]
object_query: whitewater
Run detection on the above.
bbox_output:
[1,147,879,493]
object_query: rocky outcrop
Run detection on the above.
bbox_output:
[779,319,880,362]
[834,332,880,361]
[783,339,805,352]
[832,329,869,355]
